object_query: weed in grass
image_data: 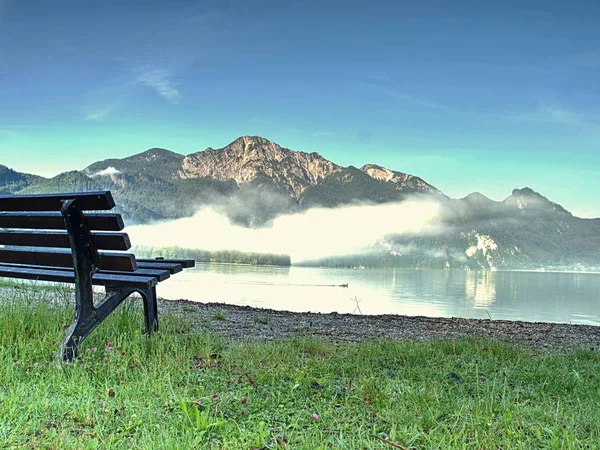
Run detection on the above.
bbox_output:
[361,377,390,407]
[252,315,271,325]
[211,311,227,321]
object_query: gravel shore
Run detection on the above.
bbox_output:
[2,282,597,353]
[158,298,600,353]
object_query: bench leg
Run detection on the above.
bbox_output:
[139,287,159,333]
[60,280,95,363]
[60,308,96,363]
[61,322,85,363]
[59,287,159,363]
[59,288,130,363]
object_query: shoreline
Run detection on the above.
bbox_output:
[1,281,597,353]
[158,298,600,353]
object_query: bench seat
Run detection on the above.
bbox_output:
[0,264,159,289]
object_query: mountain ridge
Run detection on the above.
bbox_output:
[83,136,443,201]
[1,135,599,270]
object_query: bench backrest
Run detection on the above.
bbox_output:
[0,191,137,272]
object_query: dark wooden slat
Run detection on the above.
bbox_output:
[92,233,131,250]
[137,258,195,268]
[0,191,115,212]
[0,249,137,272]
[0,263,170,282]
[137,261,183,274]
[0,230,131,250]
[0,265,156,289]
[101,268,171,282]
[0,212,124,231]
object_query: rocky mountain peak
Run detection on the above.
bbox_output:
[360,163,441,195]
[505,187,571,215]
[360,164,396,181]
[511,187,540,198]
[179,136,341,198]
[463,192,495,204]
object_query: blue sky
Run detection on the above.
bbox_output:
[0,0,599,217]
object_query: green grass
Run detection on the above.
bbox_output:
[0,286,599,449]
[251,315,271,325]
[211,311,227,321]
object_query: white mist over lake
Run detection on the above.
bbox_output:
[124,198,600,326]
[126,199,442,262]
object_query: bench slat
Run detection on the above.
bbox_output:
[0,265,157,289]
[0,248,137,272]
[0,212,124,231]
[0,262,171,282]
[0,191,115,212]
[137,258,195,268]
[100,268,170,282]
[137,261,183,274]
[0,230,131,250]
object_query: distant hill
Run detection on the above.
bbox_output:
[0,165,43,195]
[2,136,599,270]
[305,188,600,270]
[85,148,185,181]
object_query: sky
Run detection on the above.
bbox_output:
[0,0,599,217]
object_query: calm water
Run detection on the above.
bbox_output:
[157,263,600,325]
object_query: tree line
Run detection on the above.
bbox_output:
[133,245,291,267]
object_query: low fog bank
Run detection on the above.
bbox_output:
[126,198,443,263]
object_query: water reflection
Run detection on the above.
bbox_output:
[465,271,497,308]
[157,264,600,325]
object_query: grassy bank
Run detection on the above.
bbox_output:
[0,284,599,449]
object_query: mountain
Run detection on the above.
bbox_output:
[0,165,43,195]
[360,164,441,195]
[179,136,341,199]
[301,166,410,208]
[85,148,185,181]
[1,136,599,270]
[504,187,571,217]
[74,135,440,225]
[309,188,600,271]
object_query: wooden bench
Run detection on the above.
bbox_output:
[0,191,194,362]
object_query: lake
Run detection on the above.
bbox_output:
[157,263,600,325]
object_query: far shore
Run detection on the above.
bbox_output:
[158,297,600,353]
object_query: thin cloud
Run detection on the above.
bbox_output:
[250,118,276,126]
[85,105,115,121]
[137,68,182,104]
[380,88,448,111]
[363,77,448,111]
[82,66,181,120]
[512,103,587,126]
[82,77,135,121]
[312,131,334,138]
